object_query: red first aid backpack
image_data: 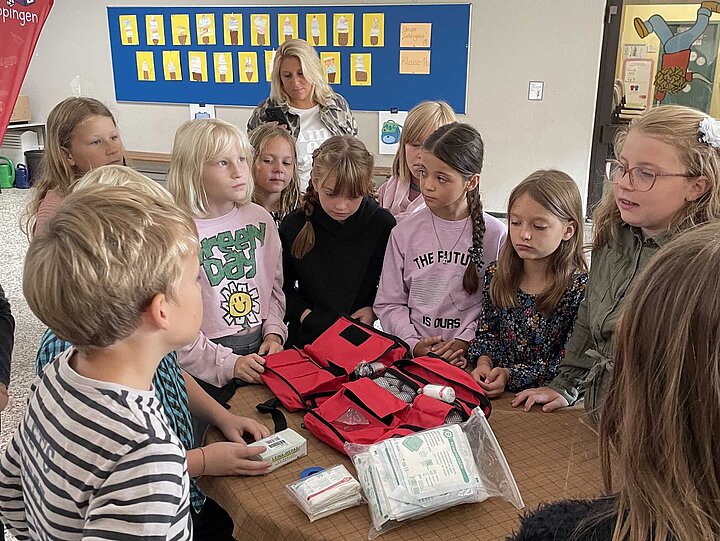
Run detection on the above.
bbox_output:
[260,316,491,455]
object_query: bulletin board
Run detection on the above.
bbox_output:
[107,4,471,113]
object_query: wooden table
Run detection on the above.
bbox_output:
[200,386,602,541]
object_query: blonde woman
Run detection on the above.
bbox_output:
[511,220,720,541]
[247,39,357,190]
[378,100,456,222]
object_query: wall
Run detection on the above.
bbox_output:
[20,0,605,213]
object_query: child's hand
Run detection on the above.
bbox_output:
[470,359,493,384]
[351,306,375,325]
[217,414,270,444]
[258,333,283,356]
[444,349,468,368]
[203,442,272,476]
[233,354,266,384]
[478,367,510,398]
[413,336,443,357]
[511,387,569,412]
[430,339,468,358]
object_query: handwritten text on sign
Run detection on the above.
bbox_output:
[399,22,431,47]
[399,50,430,74]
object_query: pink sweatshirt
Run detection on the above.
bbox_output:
[34,189,66,235]
[374,206,506,352]
[178,204,287,386]
[377,176,425,223]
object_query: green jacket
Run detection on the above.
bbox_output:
[247,93,358,139]
[549,223,670,422]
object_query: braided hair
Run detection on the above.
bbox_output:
[291,135,375,259]
[423,122,486,294]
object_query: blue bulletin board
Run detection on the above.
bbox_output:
[107,4,471,113]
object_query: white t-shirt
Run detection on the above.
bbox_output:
[289,105,330,190]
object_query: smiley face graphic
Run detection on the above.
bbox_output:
[220,282,261,328]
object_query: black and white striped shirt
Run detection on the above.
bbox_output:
[0,349,192,540]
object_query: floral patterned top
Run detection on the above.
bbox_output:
[468,262,588,392]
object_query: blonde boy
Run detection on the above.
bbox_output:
[0,185,200,539]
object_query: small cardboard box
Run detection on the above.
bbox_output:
[10,95,31,123]
[249,428,307,472]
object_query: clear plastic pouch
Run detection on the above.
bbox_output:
[285,465,365,522]
[346,407,524,539]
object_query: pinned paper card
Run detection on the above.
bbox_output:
[239,52,258,83]
[333,13,354,47]
[278,14,298,44]
[378,110,408,155]
[363,13,384,47]
[306,14,327,47]
[188,51,208,82]
[145,15,165,46]
[265,49,277,81]
[120,15,139,45]
[399,50,430,74]
[351,53,371,86]
[213,52,233,83]
[251,14,270,46]
[400,23,431,48]
[196,13,216,45]
[224,13,243,45]
[321,52,341,84]
[171,14,191,46]
[163,50,182,81]
[136,51,156,81]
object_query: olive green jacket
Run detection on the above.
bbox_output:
[548,223,670,422]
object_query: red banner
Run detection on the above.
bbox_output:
[0,0,53,142]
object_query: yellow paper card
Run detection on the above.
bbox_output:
[350,53,371,86]
[363,13,384,47]
[162,50,182,81]
[251,14,270,46]
[119,15,139,45]
[306,14,327,47]
[278,14,298,45]
[171,14,191,46]
[196,13,216,45]
[333,13,354,47]
[135,51,155,81]
[320,52,341,85]
[213,52,233,83]
[145,15,165,46]
[188,51,208,82]
[224,13,243,45]
[265,49,276,81]
[239,52,259,83]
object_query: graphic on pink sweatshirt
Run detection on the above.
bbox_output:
[374,207,506,352]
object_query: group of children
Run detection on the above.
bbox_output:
[1,92,720,540]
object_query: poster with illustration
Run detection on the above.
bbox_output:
[171,14,191,46]
[278,14,298,44]
[239,52,258,83]
[188,51,208,82]
[135,51,156,81]
[350,53,371,85]
[196,13,216,45]
[162,50,182,81]
[333,13,354,46]
[119,15,139,45]
[363,13,384,47]
[213,52,233,83]
[224,13,243,45]
[306,14,327,46]
[378,110,408,155]
[145,15,165,45]
[265,49,277,81]
[251,14,270,46]
[320,52,341,84]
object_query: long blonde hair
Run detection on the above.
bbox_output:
[491,170,587,316]
[391,101,456,183]
[270,39,333,107]
[22,97,119,236]
[291,136,374,259]
[168,119,254,217]
[593,104,720,249]
[599,220,720,541]
[249,123,301,217]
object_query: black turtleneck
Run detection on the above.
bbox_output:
[279,196,396,347]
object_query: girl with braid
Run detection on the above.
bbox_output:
[375,123,506,367]
[279,136,395,347]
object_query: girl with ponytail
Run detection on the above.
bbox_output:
[279,136,395,347]
[375,123,506,366]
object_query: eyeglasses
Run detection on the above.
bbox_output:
[605,159,695,192]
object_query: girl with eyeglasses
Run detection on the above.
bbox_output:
[513,104,720,423]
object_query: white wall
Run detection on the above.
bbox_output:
[20,0,605,213]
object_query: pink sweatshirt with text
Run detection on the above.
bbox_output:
[178,204,287,386]
[374,206,506,352]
